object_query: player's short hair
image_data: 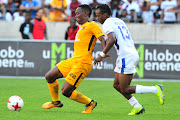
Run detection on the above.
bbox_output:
[95,4,112,16]
[78,4,92,17]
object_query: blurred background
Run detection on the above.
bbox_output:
[0,0,179,79]
[0,0,179,42]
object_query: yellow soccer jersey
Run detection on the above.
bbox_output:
[73,21,104,64]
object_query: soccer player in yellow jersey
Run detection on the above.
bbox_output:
[42,4,107,113]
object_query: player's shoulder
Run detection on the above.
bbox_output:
[103,17,115,26]
[88,21,99,26]
[86,21,100,29]
[105,17,125,25]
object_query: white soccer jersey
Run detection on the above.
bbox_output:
[102,17,138,58]
[102,17,139,74]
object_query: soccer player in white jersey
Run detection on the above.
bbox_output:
[94,4,164,115]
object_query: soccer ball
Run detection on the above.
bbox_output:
[7,96,24,111]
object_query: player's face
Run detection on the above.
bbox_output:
[95,9,106,24]
[75,7,86,24]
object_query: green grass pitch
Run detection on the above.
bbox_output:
[0,78,180,120]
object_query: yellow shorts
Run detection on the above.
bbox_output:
[56,58,92,88]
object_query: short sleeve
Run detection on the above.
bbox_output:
[102,20,114,35]
[90,22,104,39]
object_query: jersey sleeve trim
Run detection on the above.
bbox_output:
[107,31,114,35]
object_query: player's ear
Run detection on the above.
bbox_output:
[104,13,109,18]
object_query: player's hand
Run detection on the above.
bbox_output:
[94,55,103,66]
[104,53,111,59]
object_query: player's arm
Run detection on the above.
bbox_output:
[98,36,106,49]
[94,32,116,65]
[90,22,110,58]
[102,33,116,55]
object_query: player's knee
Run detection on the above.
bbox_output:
[45,73,54,83]
[120,88,130,94]
[120,88,126,94]
[113,84,118,90]
[62,89,71,97]
[45,73,49,81]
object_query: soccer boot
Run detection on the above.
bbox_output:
[155,84,164,105]
[42,101,63,109]
[128,106,145,115]
[81,100,97,113]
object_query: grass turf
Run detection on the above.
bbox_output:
[0,78,179,120]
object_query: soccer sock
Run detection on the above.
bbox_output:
[47,80,60,102]
[136,85,157,94]
[69,91,91,105]
[128,96,142,109]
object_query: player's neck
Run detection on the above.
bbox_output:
[80,19,89,25]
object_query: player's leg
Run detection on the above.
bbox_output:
[117,73,134,99]
[62,63,97,113]
[62,77,97,113]
[125,54,164,104]
[62,78,97,114]
[135,84,164,105]
[45,66,63,83]
[113,73,121,92]
[42,58,73,109]
[117,73,141,108]
[61,81,95,106]
[117,73,145,115]
[42,66,64,109]
[117,73,164,105]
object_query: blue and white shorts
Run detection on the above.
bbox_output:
[114,54,139,74]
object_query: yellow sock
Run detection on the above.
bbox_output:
[47,80,60,101]
[69,91,91,105]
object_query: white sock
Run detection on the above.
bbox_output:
[128,96,142,109]
[136,85,157,94]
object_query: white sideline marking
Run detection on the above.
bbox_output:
[0,76,179,82]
